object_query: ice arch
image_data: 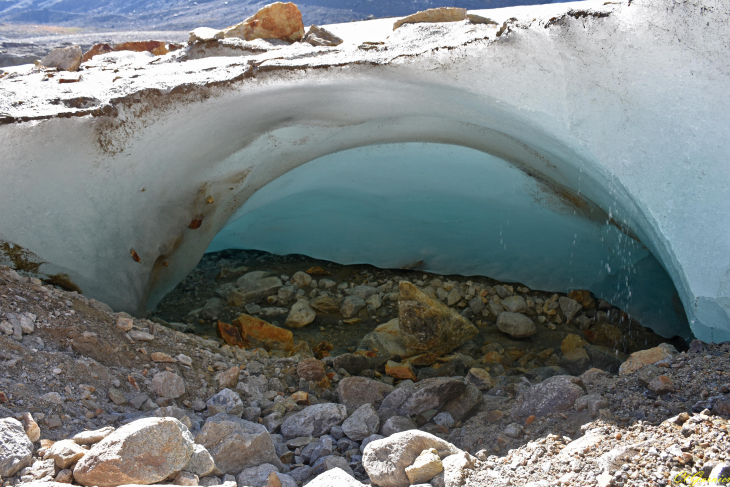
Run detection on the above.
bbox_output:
[209,142,688,339]
[0,0,727,342]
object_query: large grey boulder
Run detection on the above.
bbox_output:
[362,431,461,487]
[380,377,466,416]
[342,404,379,441]
[40,45,82,71]
[195,414,283,475]
[398,282,478,356]
[280,404,347,438]
[151,371,186,399]
[0,418,33,477]
[496,312,537,338]
[511,375,586,420]
[73,417,194,487]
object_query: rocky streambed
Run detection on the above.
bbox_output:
[0,261,729,487]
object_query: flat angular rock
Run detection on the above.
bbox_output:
[559,297,582,320]
[337,377,394,409]
[381,416,416,437]
[0,418,33,477]
[619,345,675,376]
[285,300,316,328]
[215,366,240,389]
[152,371,186,398]
[233,314,293,349]
[382,377,466,416]
[47,439,87,469]
[303,25,343,47]
[235,463,278,487]
[227,276,283,306]
[342,404,379,441]
[41,46,82,72]
[310,296,341,314]
[405,448,442,485]
[195,414,283,475]
[398,282,478,357]
[185,444,216,477]
[207,388,244,417]
[280,404,347,438]
[341,296,366,318]
[440,384,482,423]
[221,2,305,42]
[362,431,461,487]
[496,312,536,338]
[393,7,467,30]
[73,417,194,487]
[511,375,586,420]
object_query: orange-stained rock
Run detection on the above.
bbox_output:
[568,290,595,310]
[483,351,505,365]
[218,320,246,348]
[313,341,333,359]
[385,360,417,381]
[232,314,293,349]
[82,43,114,63]
[619,345,674,376]
[114,40,169,56]
[291,391,309,405]
[306,266,330,275]
[297,358,326,381]
[221,2,305,43]
[584,324,623,348]
[561,333,587,355]
[151,352,176,363]
[525,415,536,425]
[405,353,439,367]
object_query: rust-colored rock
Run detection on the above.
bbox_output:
[297,358,326,381]
[482,351,505,365]
[385,360,417,381]
[218,320,246,348]
[114,41,169,56]
[221,2,305,43]
[393,7,467,30]
[306,266,330,275]
[568,290,595,310]
[619,345,674,376]
[82,43,114,63]
[313,340,333,359]
[216,366,240,389]
[560,333,587,354]
[151,352,176,363]
[232,314,293,349]
[291,391,310,405]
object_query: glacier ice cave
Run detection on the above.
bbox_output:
[0,0,728,342]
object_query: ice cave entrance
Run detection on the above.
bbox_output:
[206,142,690,341]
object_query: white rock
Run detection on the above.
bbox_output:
[0,418,33,477]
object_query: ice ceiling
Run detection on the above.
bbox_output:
[0,0,727,342]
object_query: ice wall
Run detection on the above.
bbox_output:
[209,142,688,338]
[0,0,727,341]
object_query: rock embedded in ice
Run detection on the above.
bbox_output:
[496,312,537,338]
[221,2,304,43]
[72,417,194,487]
[303,25,343,47]
[40,46,82,72]
[393,7,467,31]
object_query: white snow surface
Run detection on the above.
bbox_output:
[0,0,728,341]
